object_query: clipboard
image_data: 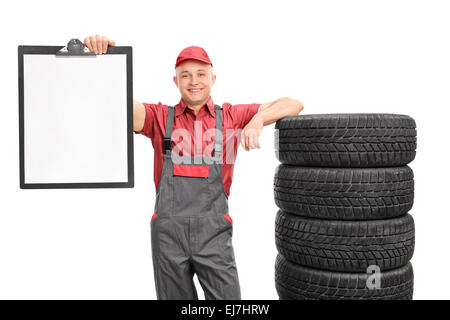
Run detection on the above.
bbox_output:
[18,39,134,189]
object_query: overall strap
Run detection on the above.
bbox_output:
[213,104,223,159]
[164,104,222,158]
[163,106,175,155]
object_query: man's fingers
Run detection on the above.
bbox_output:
[241,129,262,151]
[89,36,97,54]
[249,134,256,149]
[84,36,115,54]
[84,37,93,52]
[96,35,103,54]
[241,130,249,151]
[102,37,109,53]
[255,132,260,149]
[252,134,259,149]
[246,129,261,150]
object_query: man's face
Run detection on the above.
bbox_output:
[173,59,216,107]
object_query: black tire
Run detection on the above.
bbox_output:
[275,210,415,272]
[275,254,414,300]
[275,114,416,167]
[274,165,414,220]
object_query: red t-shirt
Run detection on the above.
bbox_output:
[134,96,261,197]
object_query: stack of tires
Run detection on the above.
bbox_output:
[273,114,417,300]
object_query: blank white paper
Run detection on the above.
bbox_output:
[23,54,129,184]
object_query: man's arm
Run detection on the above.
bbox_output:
[133,99,146,132]
[256,97,304,126]
[241,97,304,151]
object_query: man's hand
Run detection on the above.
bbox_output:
[83,35,116,54]
[240,98,304,151]
[241,113,264,151]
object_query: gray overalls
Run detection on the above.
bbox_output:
[150,104,241,300]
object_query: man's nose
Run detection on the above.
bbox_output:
[190,75,199,84]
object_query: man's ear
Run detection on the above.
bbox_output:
[211,74,216,86]
[173,75,178,87]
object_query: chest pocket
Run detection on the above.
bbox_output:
[172,164,212,216]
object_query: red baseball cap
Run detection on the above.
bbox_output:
[175,46,213,69]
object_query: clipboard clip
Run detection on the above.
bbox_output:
[56,38,95,56]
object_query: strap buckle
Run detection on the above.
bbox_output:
[163,138,172,153]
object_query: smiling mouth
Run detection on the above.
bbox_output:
[188,88,203,94]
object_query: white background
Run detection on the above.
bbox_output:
[1,0,449,300]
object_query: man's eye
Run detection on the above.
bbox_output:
[182,75,188,78]
[199,74,205,76]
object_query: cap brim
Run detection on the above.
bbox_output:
[175,58,213,68]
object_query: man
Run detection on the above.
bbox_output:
[84,34,304,300]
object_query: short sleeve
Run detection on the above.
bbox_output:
[134,103,158,139]
[229,103,261,129]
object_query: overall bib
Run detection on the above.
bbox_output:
[150,104,241,300]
